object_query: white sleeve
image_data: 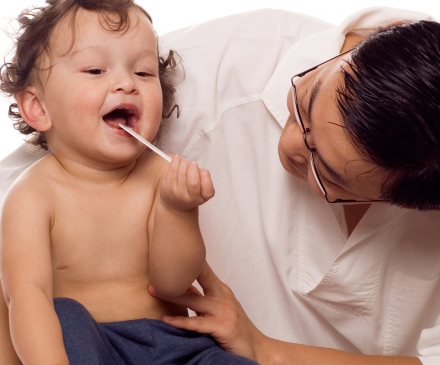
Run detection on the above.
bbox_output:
[419,357,440,365]
[0,146,48,207]
[418,316,440,364]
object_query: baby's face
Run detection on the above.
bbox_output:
[38,8,162,165]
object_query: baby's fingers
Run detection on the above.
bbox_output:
[200,169,215,201]
[176,159,190,196]
[186,162,202,199]
[166,154,181,190]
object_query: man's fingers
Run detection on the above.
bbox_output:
[149,284,213,315]
[185,285,204,316]
[162,315,217,335]
[196,261,226,297]
[186,284,203,296]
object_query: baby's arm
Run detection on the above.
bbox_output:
[0,280,21,365]
[0,183,69,365]
[148,155,215,297]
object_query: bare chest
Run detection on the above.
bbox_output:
[50,182,155,282]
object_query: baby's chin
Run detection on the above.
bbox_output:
[79,143,144,168]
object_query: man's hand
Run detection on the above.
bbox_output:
[149,261,269,361]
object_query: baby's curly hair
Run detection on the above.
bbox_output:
[0,0,181,150]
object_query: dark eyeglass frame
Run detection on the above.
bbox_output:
[291,49,384,204]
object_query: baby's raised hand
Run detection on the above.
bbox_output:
[160,155,215,212]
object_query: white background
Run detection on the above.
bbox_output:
[0,0,439,160]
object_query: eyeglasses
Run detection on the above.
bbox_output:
[291,49,383,204]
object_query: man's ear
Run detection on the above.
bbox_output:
[16,87,52,132]
[390,20,405,26]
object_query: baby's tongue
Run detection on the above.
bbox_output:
[103,113,126,129]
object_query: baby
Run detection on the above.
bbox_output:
[0,0,257,364]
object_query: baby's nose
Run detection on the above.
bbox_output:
[111,71,138,94]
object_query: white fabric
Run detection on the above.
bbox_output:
[1,7,440,364]
[0,145,47,206]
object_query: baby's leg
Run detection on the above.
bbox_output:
[53,297,119,365]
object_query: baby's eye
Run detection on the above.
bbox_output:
[87,69,104,75]
[135,72,150,77]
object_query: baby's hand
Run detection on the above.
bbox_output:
[160,155,215,212]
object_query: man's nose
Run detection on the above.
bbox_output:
[111,70,138,94]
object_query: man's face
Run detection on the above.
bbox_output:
[278,53,386,202]
[37,8,162,167]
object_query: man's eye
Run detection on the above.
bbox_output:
[87,69,104,75]
[317,168,342,190]
[313,159,337,188]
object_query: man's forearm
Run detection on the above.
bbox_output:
[259,337,423,365]
[8,286,69,365]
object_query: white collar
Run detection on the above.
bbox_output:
[261,6,435,129]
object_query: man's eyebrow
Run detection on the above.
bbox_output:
[316,153,348,188]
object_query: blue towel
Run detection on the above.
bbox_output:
[53,297,259,364]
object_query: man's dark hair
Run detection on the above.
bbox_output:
[337,21,440,210]
[0,0,180,150]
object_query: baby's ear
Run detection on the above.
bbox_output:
[16,87,52,132]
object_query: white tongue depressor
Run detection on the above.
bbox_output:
[119,124,172,163]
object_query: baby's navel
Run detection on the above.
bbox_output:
[56,265,69,270]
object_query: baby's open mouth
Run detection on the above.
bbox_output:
[103,107,138,131]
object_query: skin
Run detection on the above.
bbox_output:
[148,25,423,365]
[0,8,214,365]
[0,280,20,365]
